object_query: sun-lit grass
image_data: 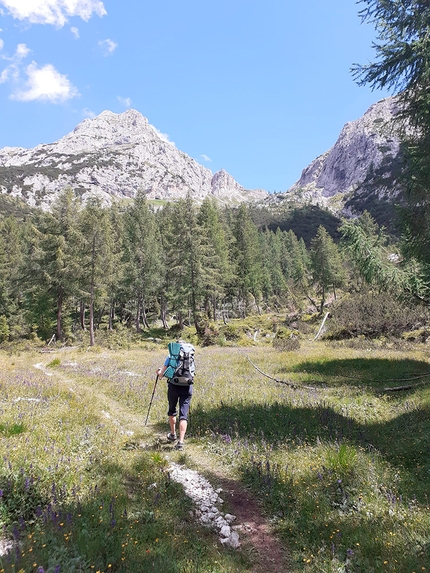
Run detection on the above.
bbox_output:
[0,349,249,573]
[0,339,429,572]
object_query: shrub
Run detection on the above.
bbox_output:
[0,316,9,343]
[273,327,300,351]
[221,324,241,341]
[199,322,220,346]
[327,291,429,339]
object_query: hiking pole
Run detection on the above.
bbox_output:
[144,374,159,426]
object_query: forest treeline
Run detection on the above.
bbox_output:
[0,189,341,344]
[0,188,428,346]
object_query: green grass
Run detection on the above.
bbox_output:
[0,341,429,572]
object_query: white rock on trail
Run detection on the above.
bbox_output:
[168,462,239,549]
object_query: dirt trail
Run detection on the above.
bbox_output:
[183,448,290,573]
[36,358,291,573]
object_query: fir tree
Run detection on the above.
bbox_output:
[310,226,346,313]
[197,198,234,320]
[78,198,114,346]
[231,204,264,316]
[122,191,162,331]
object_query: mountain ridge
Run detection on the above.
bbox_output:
[284,96,404,218]
[0,108,267,209]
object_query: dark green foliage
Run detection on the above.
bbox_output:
[353,0,430,290]
[1,188,427,344]
[0,316,9,342]
[122,191,162,332]
[250,203,342,245]
[344,191,399,232]
[79,198,116,345]
[340,211,430,303]
[0,194,36,220]
[0,468,47,524]
[230,204,265,314]
[310,226,346,312]
[352,1,430,101]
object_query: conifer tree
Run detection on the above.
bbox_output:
[106,202,126,329]
[269,229,288,297]
[122,192,162,331]
[310,226,346,313]
[352,0,430,277]
[0,216,27,338]
[231,204,264,315]
[197,197,234,319]
[27,189,82,341]
[78,198,114,345]
[158,194,203,331]
[286,230,309,293]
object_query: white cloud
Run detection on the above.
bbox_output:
[11,61,79,103]
[71,26,79,39]
[15,43,31,59]
[0,38,4,51]
[0,42,31,84]
[1,42,31,61]
[0,0,107,27]
[151,125,176,147]
[117,95,131,108]
[200,154,212,162]
[98,38,117,56]
[83,107,96,118]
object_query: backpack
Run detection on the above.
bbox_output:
[163,341,195,385]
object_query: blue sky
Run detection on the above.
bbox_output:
[0,0,390,192]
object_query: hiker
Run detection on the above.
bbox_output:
[156,341,195,451]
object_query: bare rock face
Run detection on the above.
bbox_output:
[0,109,267,209]
[287,97,404,209]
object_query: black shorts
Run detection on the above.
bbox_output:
[167,382,193,421]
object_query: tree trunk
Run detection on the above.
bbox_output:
[80,300,86,331]
[135,296,142,333]
[320,285,326,314]
[161,306,168,329]
[213,294,217,322]
[89,300,95,346]
[96,305,106,329]
[108,300,115,330]
[178,312,184,330]
[142,301,150,329]
[56,290,63,341]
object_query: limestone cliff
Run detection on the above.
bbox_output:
[0,109,267,209]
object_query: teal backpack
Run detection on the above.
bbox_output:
[163,341,196,385]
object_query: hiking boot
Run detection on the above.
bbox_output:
[174,441,184,451]
[167,432,177,442]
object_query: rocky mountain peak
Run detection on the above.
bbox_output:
[287,97,404,210]
[0,109,267,209]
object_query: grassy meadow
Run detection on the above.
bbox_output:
[0,335,429,572]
